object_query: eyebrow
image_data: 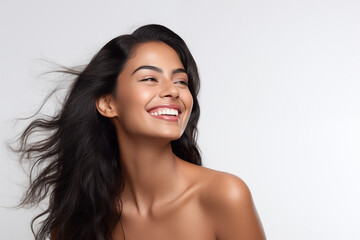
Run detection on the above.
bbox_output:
[132,65,186,75]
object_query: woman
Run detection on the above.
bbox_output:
[16,24,265,240]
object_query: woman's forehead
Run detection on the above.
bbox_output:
[125,41,184,71]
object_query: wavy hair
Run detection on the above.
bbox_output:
[14,24,201,240]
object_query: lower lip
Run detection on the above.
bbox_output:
[149,114,180,122]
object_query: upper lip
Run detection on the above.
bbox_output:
[146,104,183,114]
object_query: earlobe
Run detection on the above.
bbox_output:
[95,95,118,118]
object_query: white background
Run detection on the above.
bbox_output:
[1,0,359,239]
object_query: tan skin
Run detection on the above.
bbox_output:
[53,41,265,239]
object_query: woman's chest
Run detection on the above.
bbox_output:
[112,199,216,240]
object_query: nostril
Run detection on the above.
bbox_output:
[164,94,179,98]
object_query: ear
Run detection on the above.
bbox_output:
[95,94,118,118]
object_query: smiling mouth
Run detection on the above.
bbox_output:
[147,107,181,122]
[150,108,179,116]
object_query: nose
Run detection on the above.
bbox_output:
[159,79,180,99]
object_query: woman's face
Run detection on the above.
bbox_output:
[112,41,193,141]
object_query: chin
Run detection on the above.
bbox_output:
[149,128,183,141]
[158,132,183,141]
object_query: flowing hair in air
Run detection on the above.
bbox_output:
[13,24,201,240]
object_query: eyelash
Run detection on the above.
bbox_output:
[175,80,189,86]
[140,78,188,86]
[141,77,157,82]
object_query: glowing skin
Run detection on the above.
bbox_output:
[95,42,265,240]
[111,42,193,141]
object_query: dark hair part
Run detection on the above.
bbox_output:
[15,24,201,240]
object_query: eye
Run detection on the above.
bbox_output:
[175,80,189,86]
[140,77,158,82]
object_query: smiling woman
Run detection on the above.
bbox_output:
[99,41,194,141]
[14,24,265,240]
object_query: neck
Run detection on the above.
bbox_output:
[117,135,185,215]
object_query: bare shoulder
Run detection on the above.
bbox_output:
[183,163,266,240]
[178,159,251,205]
[198,169,252,211]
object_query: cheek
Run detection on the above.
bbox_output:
[136,88,154,104]
[183,90,194,112]
[117,85,154,113]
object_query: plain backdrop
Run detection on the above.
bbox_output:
[1,0,359,239]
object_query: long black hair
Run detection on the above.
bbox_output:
[14,24,201,240]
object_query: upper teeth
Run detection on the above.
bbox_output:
[150,108,179,116]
